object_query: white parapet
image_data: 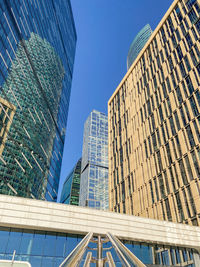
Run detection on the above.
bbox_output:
[0,194,200,250]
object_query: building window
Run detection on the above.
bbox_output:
[184,56,191,72]
[171,33,177,48]
[169,167,176,191]
[188,8,198,24]
[175,28,181,42]
[184,155,193,180]
[156,129,161,146]
[169,116,176,136]
[187,185,196,215]
[144,140,148,158]
[172,138,178,159]
[194,2,200,14]
[182,189,191,218]
[179,61,187,78]
[180,22,187,36]
[175,135,182,156]
[121,181,125,202]
[190,49,198,66]
[162,125,167,144]
[166,143,172,165]
[185,33,193,49]
[174,111,181,131]
[195,90,200,106]
[191,150,200,177]
[189,96,198,116]
[196,64,200,77]
[175,191,185,221]
[186,0,198,10]
[171,72,177,88]
[180,107,187,126]
[179,159,188,185]
[158,106,164,122]
[165,198,172,221]
[168,56,174,72]
[195,19,200,35]
[166,77,172,93]
[164,170,170,194]
[186,124,195,147]
[184,102,191,122]
[149,180,155,204]
[175,5,183,22]
[154,178,159,201]
[158,174,166,198]
[157,150,163,172]
[153,76,157,89]
[193,120,200,141]
[176,86,183,105]
[167,98,172,115]
[162,82,167,98]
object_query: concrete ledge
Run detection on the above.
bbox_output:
[0,195,200,249]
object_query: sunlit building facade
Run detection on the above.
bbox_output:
[0,0,76,201]
[79,110,109,210]
[109,0,200,226]
[60,158,81,205]
[127,24,153,70]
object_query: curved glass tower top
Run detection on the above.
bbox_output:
[127,24,152,70]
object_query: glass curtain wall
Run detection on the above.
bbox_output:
[0,226,197,267]
[60,158,81,205]
[79,110,109,210]
[0,0,77,201]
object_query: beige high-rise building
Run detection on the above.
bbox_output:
[108,0,200,226]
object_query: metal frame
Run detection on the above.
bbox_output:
[83,252,92,267]
[59,232,148,266]
[59,232,93,267]
[107,232,147,267]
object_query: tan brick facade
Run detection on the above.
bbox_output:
[108,0,200,226]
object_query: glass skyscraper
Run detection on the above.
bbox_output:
[0,0,76,201]
[79,110,109,210]
[127,24,152,70]
[60,158,81,206]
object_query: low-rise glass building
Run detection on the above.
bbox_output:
[0,195,199,267]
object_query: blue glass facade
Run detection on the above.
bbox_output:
[0,227,83,267]
[79,110,109,210]
[0,0,76,201]
[60,158,81,205]
[127,24,152,69]
[0,226,196,267]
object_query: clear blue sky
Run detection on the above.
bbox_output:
[58,0,173,199]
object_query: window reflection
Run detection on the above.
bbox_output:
[55,235,67,257]
[19,231,34,255]
[6,229,22,254]
[31,232,45,256]
[0,228,9,253]
[0,226,84,267]
[43,232,56,257]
